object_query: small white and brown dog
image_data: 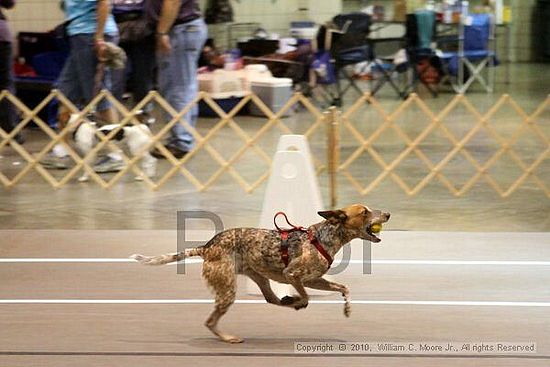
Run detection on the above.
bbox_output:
[67,113,157,182]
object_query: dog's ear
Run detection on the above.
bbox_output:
[318,210,347,224]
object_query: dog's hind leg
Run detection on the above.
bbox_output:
[245,270,281,306]
[202,258,242,343]
[304,277,351,317]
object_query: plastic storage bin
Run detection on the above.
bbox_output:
[249,77,293,117]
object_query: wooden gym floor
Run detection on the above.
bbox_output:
[1,230,549,366]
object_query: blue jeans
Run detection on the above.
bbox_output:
[157,18,207,151]
[57,34,116,112]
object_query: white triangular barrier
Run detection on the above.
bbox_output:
[260,135,323,228]
[247,135,329,297]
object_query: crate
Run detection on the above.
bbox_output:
[249,77,293,117]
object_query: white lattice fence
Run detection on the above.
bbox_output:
[0,89,326,191]
[338,93,550,198]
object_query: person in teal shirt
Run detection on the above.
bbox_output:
[42,0,124,173]
[65,0,118,36]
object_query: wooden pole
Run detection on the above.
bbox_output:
[326,106,340,209]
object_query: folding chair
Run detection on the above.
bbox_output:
[317,12,372,106]
[439,13,496,93]
[314,12,407,106]
[403,10,441,97]
[367,37,410,100]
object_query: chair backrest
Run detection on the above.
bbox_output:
[464,13,491,51]
[332,12,371,35]
[317,12,371,54]
[405,10,436,49]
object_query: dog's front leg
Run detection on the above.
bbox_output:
[304,277,351,317]
[282,266,309,310]
[126,126,157,181]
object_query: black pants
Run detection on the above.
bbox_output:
[0,41,17,135]
[111,35,156,105]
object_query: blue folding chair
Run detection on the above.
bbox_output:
[440,13,497,93]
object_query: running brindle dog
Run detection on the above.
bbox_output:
[131,204,390,343]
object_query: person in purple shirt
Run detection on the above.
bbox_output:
[146,0,207,158]
[0,0,23,144]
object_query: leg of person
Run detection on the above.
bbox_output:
[0,41,24,144]
[85,35,125,173]
[40,37,82,169]
[110,42,128,103]
[156,19,207,158]
[95,63,118,124]
[124,36,155,124]
[90,35,120,124]
[129,35,155,107]
[42,34,122,172]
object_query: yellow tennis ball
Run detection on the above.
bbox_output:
[370,223,382,233]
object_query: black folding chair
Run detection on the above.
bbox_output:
[403,10,441,97]
[314,12,409,105]
[314,12,372,106]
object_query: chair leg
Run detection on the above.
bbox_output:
[372,62,406,99]
[334,67,343,106]
[341,68,363,97]
[458,58,490,93]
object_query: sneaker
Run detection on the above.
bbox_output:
[39,153,72,170]
[15,134,25,145]
[151,145,188,159]
[6,134,25,145]
[92,156,125,173]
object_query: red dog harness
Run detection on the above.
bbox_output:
[273,212,333,268]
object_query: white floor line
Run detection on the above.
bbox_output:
[2,258,550,266]
[0,258,136,263]
[0,299,549,307]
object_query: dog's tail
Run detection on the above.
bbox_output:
[130,248,201,266]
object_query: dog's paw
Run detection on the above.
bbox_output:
[294,301,308,310]
[280,296,296,306]
[221,335,244,344]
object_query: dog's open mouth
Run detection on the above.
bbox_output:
[365,226,382,243]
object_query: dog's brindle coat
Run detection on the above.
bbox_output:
[131,204,390,343]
